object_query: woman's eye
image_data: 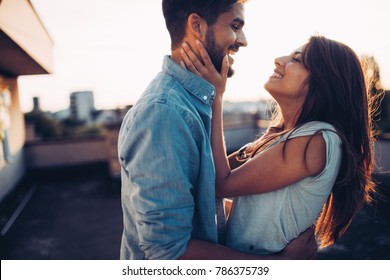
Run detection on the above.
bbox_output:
[232,24,239,31]
[291,58,301,63]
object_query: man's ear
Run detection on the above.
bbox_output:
[187,13,207,41]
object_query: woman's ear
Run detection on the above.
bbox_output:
[187,13,207,41]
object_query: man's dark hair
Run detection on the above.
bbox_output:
[162,0,246,50]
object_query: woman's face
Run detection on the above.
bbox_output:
[264,45,310,105]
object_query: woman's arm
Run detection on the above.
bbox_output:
[228,151,246,170]
[180,41,233,196]
[180,42,326,198]
[216,134,326,197]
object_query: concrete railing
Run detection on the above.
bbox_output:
[24,137,108,168]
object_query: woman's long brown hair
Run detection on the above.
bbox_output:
[243,35,381,247]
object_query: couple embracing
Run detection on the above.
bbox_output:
[118,0,378,260]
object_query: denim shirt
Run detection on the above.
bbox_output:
[118,56,218,259]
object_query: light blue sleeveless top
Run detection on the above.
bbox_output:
[225,121,342,254]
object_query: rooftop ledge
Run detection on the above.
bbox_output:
[0,0,54,76]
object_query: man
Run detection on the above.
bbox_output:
[118,0,317,260]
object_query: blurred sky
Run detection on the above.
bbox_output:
[18,0,390,112]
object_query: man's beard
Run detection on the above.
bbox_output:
[204,28,234,78]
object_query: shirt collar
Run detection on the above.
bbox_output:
[162,56,215,105]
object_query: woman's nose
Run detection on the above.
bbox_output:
[275,56,287,67]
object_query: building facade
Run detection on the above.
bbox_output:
[70,91,95,124]
[0,0,54,203]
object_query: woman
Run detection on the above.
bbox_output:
[180,35,379,254]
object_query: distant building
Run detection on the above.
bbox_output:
[70,91,95,124]
[223,100,270,119]
[93,109,118,125]
[32,97,41,112]
[53,108,71,122]
[0,0,54,203]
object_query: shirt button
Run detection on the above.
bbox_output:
[211,90,215,96]
[203,95,208,100]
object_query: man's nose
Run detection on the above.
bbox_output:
[237,31,248,47]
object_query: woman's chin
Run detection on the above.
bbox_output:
[263,81,274,94]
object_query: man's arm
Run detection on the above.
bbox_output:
[120,103,199,259]
[180,226,318,260]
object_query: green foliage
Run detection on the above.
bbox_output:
[361,55,390,134]
[69,123,105,138]
[25,111,62,138]
[25,112,105,139]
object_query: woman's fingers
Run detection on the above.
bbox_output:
[180,40,227,95]
[195,40,228,83]
[182,42,208,76]
[221,55,229,80]
[180,47,201,76]
[195,40,215,71]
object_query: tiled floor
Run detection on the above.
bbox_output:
[0,165,123,260]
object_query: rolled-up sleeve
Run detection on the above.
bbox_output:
[119,102,200,259]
